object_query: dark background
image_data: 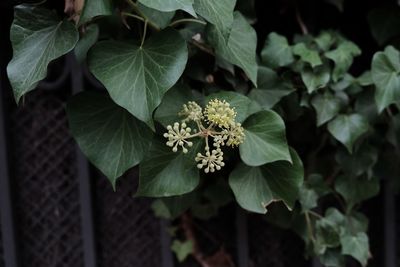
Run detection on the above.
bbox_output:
[0,0,398,267]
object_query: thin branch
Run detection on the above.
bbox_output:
[295,5,308,34]
[169,18,207,28]
[125,0,160,31]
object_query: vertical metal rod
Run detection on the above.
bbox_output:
[68,54,98,267]
[384,178,396,267]
[0,84,19,267]
[160,219,174,267]
[236,208,249,267]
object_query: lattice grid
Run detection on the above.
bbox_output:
[94,169,163,267]
[9,90,84,267]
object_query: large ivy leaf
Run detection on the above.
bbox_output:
[137,138,202,197]
[207,12,258,86]
[293,43,323,68]
[78,0,113,26]
[88,28,188,128]
[248,66,294,109]
[138,0,196,17]
[7,5,79,102]
[311,92,342,126]
[371,46,400,112]
[301,65,331,93]
[340,232,370,267]
[229,149,303,213]
[67,92,153,188]
[193,0,236,36]
[327,114,369,153]
[261,32,294,68]
[206,91,261,123]
[325,41,361,82]
[240,110,291,166]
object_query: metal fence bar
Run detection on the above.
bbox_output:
[236,208,249,267]
[68,54,98,267]
[384,178,396,267]
[160,219,174,267]
[0,85,19,267]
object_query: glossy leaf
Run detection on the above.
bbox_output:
[88,28,188,128]
[240,110,291,166]
[371,46,400,112]
[137,138,202,197]
[207,12,258,86]
[301,65,331,93]
[327,114,369,153]
[67,92,153,188]
[229,149,303,213]
[7,5,79,102]
[138,0,196,17]
[311,92,342,126]
[261,32,294,68]
[78,0,113,26]
[340,232,370,267]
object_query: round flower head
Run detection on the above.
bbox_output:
[204,99,236,128]
[179,101,203,122]
[195,147,225,173]
[164,122,193,153]
[224,122,245,147]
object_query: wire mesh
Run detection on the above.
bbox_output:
[248,214,308,267]
[94,169,163,267]
[8,89,84,267]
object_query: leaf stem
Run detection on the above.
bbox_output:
[169,18,207,28]
[121,12,145,22]
[308,210,323,219]
[305,211,316,243]
[125,0,160,31]
[141,19,148,47]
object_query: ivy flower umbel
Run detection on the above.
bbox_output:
[164,98,245,173]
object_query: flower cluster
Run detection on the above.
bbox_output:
[164,99,245,173]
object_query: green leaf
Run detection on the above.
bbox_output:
[151,192,197,219]
[7,5,79,102]
[319,249,345,267]
[340,232,370,267]
[311,92,342,126]
[67,92,153,188]
[138,0,196,17]
[206,91,261,123]
[327,114,369,153]
[301,65,331,93]
[261,32,294,68]
[240,110,291,166]
[137,138,202,197]
[74,24,99,63]
[138,3,176,29]
[293,43,323,68]
[155,84,194,128]
[325,41,361,82]
[88,28,188,128]
[299,185,318,211]
[368,7,400,46]
[248,66,294,109]
[171,240,193,262]
[335,145,377,177]
[315,31,336,51]
[78,0,113,26]
[371,46,400,112]
[207,11,258,86]
[193,0,236,36]
[229,149,303,213]
[335,176,379,210]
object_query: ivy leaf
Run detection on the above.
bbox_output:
[293,43,323,68]
[335,176,379,210]
[88,28,188,128]
[261,32,294,68]
[138,0,196,17]
[171,240,194,262]
[138,3,176,29]
[299,185,318,211]
[193,0,236,37]
[315,31,336,51]
[311,92,342,126]
[340,232,370,267]
[240,110,291,166]
[301,65,331,93]
[371,46,400,112]
[229,149,303,213]
[155,84,194,128]
[74,24,99,63]
[67,92,153,188]
[78,0,113,26]
[335,145,377,177]
[7,5,79,102]
[207,11,258,86]
[325,41,361,82]
[151,192,197,219]
[320,249,345,267]
[206,91,261,123]
[137,138,202,197]
[327,114,369,153]
[248,66,294,109]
